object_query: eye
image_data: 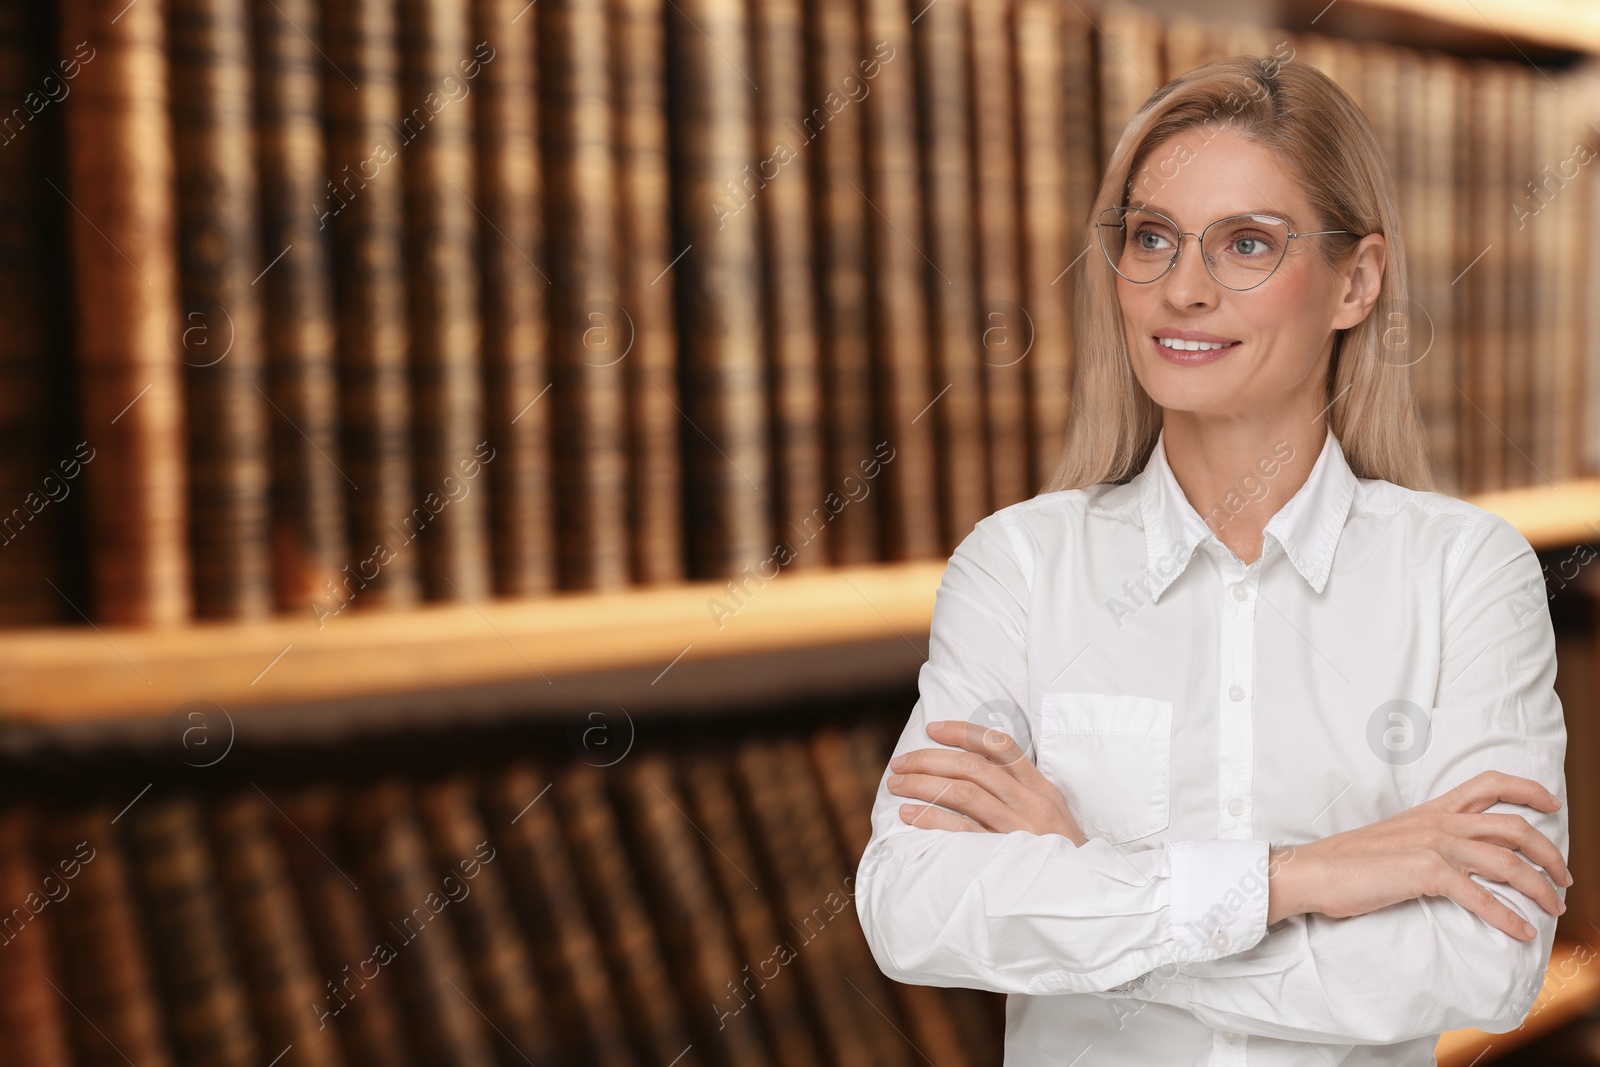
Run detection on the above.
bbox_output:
[1230,232,1275,256]
[1133,226,1174,250]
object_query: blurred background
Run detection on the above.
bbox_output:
[3,0,1600,1063]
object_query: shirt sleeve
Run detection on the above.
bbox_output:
[854,510,1275,996]
[1099,511,1569,1044]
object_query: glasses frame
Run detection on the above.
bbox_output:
[1095,205,1358,292]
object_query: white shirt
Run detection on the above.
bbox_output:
[855,424,1568,1066]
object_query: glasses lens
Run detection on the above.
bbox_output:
[1202,214,1290,290]
[1098,207,1178,283]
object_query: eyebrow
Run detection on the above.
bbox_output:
[1127,200,1294,225]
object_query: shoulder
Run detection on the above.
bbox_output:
[1352,478,1535,586]
[960,484,1126,591]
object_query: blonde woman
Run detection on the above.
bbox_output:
[855,55,1570,1065]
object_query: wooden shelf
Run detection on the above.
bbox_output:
[1436,938,1600,1065]
[1,478,1596,727]
[1325,0,1600,55]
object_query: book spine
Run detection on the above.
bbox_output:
[611,0,685,584]
[322,0,420,608]
[169,0,274,619]
[663,0,770,578]
[0,806,74,1066]
[858,0,938,557]
[398,0,493,601]
[59,0,190,625]
[541,0,631,589]
[251,0,351,613]
[468,0,556,598]
[910,0,985,552]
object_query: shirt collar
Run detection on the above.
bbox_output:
[1135,424,1356,602]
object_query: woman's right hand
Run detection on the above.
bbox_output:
[1269,770,1572,941]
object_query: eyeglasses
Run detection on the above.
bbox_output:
[1095,205,1357,291]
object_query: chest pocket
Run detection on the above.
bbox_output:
[1039,692,1173,845]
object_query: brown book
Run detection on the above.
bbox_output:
[802,0,878,566]
[968,0,1028,515]
[730,738,877,1067]
[1014,0,1075,499]
[610,0,686,585]
[207,791,348,1067]
[468,0,557,598]
[169,0,274,620]
[0,0,71,625]
[414,773,563,1066]
[274,787,415,1067]
[397,0,493,602]
[485,761,640,1067]
[747,0,829,571]
[0,806,74,1066]
[1094,1,1163,174]
[1057,0,1098,490]
[912,0,986,550]
[126,795,260,1067]
[251,0,351,612]
[1414,52,1462,495]
[1554,601,1598,938]
[613,752,775,1067]
[59,0,189,625]
[38,805,174,1067]
[540,0,631,589]
[1500,62,1536,487]
[663,0,771,579]
[342,780,497,1067]
[554,760,704,1066]
[678,749,825,1067]
[1162,12,1223,79]
[322,0,420,609]
[858,0,938,558]
[1463,60,1509,494]
[1553,68,1593,482]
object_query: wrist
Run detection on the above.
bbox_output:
[1266,844,1308,925]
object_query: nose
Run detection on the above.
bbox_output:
[1161,231,1220,307]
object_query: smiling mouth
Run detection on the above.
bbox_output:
[1154,336,1240,352]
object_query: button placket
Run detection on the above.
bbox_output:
[1218,558,1257,842]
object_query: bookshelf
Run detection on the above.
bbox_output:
[3,478,1596,727]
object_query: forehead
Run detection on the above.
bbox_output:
[1126,127,1309,226]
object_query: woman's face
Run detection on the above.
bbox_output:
[1114,127,1384,422]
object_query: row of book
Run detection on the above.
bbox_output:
[2,0,1597,629]
[0,707,1005,1067]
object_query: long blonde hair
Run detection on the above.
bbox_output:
[1040,55,1434,493]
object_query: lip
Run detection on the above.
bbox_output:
[1150,329,1241,366]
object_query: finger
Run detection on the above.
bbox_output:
[888,772,1008,831]
[1435,864,1543,941]
[1446,830,1567,919]
[928,720,1033,772]
[892,746,1032,807]
[1431,770,1563,819]
[897,802,987,832]
[1464,811,1573,889]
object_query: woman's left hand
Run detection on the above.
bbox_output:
[886,719,1087,845]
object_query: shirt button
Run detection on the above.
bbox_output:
[1228,684,1245,702]
[1227,796,1245,816]
[1231,581,1248,601]
[1223,1031,1242,1045]
[1210,930,1229,951]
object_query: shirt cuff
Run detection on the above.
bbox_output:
[1165,839,1272,965]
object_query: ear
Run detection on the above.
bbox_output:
[1330,232,1386,331]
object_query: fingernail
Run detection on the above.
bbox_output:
[890,755,905,770]
[888,773,904,787]
[1523,921,1538,938]
[1559,900,1568,914]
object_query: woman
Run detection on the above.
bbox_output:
[854,55,1571,1066]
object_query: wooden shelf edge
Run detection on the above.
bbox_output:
[1323,0,1600,56]
[1,478,1595,726]
[1436,938,1600,1065]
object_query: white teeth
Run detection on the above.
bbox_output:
[1157,337,1235,351]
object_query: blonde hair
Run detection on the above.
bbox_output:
[1040,55,1434,493]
